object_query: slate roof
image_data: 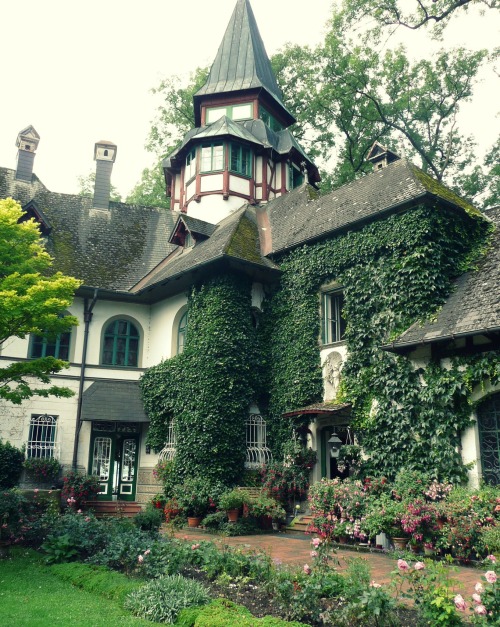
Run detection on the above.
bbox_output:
[193,0,294,126]
[133,205,279,293]
[178,215,217,238]
[81,380,148,422]
[267,158,480,255]
[0,167,176,292]
[385,206,500,351]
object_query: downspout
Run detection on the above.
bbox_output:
[72,289,99,469]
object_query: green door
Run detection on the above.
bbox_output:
[89,423,139,501]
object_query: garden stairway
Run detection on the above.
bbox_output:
[285,513,315,534]
[86,500,142,518]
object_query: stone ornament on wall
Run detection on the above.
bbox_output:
[323,351,343,400]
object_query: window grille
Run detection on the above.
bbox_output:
[27,414,58,458]
[158,421,176,462]
[245,414,272,468]
[478,393,500,485]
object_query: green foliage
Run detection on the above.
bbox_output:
[50,561,143,603]
[62,471,101,508]
[0,199,81,403]
[0,439,24,488]
[40,533,79,564]
[88,523,156,575]
[23,456,61,482]
[142,274,259,487]
[263,205,491,480]
[133,504,164,532]
[124,574,210,624]
[77,170,122,202]
[125,162,170,208]
[218,489,248,511]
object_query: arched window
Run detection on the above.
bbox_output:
[30,330,71,360]
[177,311,188,355]
[102,319,140,367]
[477,393,500,485]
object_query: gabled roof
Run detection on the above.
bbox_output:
[133,205,279,294]
[0,166,176,292]
[267,158,481,255]
[169,214,217,246]
[384,206,500,352]
[20,199,53,235]
[193,0,294,127]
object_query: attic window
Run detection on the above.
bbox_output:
[25,145,31,150]
[206,103,253,124]
[185,232,194,248]
[104,149,108,157]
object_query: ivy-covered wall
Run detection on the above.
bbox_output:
[262,205,493,482]
[141,273,259,487]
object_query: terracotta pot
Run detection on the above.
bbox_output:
[338,535,349,544]
[392,537,409,550]
[187,516,202,528]
[227,509,239,523]
[410,543,422,554]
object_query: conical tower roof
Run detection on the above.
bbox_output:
[194,0,295,127]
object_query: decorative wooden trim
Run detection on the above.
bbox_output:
[281,161,287,195]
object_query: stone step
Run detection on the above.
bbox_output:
[285,514,315,534]
[86,500,142,518]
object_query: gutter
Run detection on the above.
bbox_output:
[72,288,99,469]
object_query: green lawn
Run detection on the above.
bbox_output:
[0,549,151,626]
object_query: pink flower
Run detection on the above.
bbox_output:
[191,543,200,550]
[475,605,487,616]
[84,516,91,522]
[397,559,409,571]
[414,562,425,570]
[472,593,482,604]
[454,594,467,612]
[485,571,497,584]
[312,537,321,548]
[77,509,82,514]
[137,555,144,563]
[370,581,381,588]
[310,550,318,558]
[303,564,311,575]
[34,489,39,493]
[475,582,484,593]
[144,549,151,555]
[486,554,497,563]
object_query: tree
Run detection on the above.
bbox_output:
[126,163,170,209]
[0,198,81,404]
[340,0,498,36]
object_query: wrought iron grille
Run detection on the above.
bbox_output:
[245,414,272,469]
[478,393,500,485]
[92,437,112,481]
[27,414,58,458]
[158,421,176,461]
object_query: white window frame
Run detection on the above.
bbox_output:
[27,413,59,459]
[245,414,272,469]
[321,290,346,345]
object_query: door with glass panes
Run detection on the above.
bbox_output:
[89,422,139,501]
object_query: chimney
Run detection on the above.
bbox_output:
[15,126,40,182]
[367,141,400,171]
[93,140,117,208]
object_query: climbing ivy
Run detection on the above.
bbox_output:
[141,273,259,488]
[262,204,492,481]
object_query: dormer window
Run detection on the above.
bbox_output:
[206,102,253,124]
[289,163,304,189]
[201,143,224,172]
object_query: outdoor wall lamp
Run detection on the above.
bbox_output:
[328,432,342,458]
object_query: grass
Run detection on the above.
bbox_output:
[0,548,151,626]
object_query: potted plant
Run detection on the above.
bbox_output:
[219,489,247,522]
[173,477,215,527]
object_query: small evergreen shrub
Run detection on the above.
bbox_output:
[133,504,164,532]
[124,574,210,623]
[0,440,24,488]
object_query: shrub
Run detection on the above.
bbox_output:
[260,461,309,511]
[40,533,79,564]
[88,524,155,574]
[133,504,164,532]
[62,471,101,509]
[43,509,106,560]
[0,489,29,542]
[0,440,24,488]
[23,457,61,483]
[218,489,248,511]
[124,574,210,623]
[173,477,222,518]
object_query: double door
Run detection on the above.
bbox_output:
[89,422,139,501]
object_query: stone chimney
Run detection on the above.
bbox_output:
[15,126,40,182]
[367,141,400,171]
[93,140,117,208]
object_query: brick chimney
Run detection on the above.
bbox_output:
[93,140,117,208]
[15,126,40,182]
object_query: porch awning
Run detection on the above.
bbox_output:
[81,380,149,423]
[282,402,351,419]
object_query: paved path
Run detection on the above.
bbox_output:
[173,529,482,598]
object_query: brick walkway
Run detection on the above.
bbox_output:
[173,529,482,598]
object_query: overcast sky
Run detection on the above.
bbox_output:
[1,0,498,199]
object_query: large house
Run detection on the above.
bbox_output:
[0,0,498,504]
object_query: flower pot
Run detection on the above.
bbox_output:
[227,509,239,523]
[392,537,408,550]
[338,535,349,544]
[410,543,421,555]
[187,516,202,528]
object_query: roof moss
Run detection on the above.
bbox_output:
[225,212,264,264]
[411,165,483,219]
